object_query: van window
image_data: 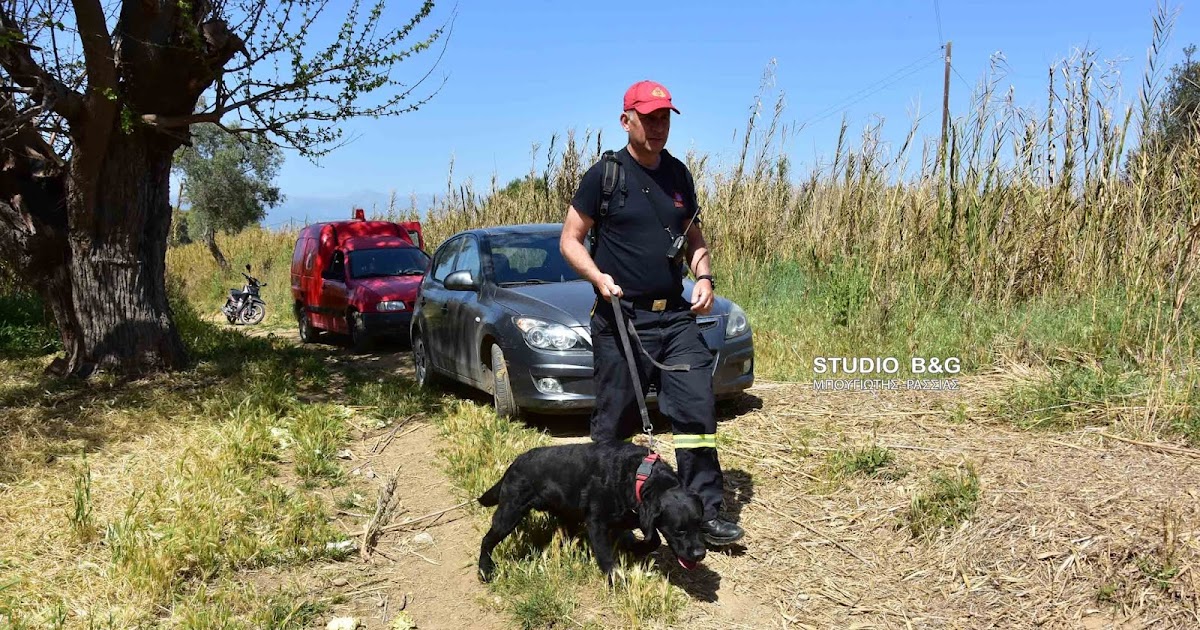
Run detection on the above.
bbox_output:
[348,248,430,279]
[292,237,307,271]
[325,251,347,280]
[431,238,463,283]
[303,239,316,272]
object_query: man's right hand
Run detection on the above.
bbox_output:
[595,273,623,300]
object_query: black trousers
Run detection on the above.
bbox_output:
[589,300,724,520]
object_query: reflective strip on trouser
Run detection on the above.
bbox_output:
[673,434,716,448]
[589,305,724,520]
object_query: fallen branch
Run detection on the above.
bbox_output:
[347,500,472,538]
[371,415,420,454]
[1097,433,1200,459]
[379,501,471,534]
[360,464,403,560]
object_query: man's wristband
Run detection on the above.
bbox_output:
[697,274,715,289]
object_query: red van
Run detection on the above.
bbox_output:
[291,209,428,350]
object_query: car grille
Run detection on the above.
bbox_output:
[696,316,720,331]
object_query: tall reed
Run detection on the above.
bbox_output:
[395,8,1196,316]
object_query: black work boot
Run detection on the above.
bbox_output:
[701,517,744,546]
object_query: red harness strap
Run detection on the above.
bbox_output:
[634,452,659,504]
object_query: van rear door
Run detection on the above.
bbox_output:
[400,221,424,250]
[293,236,317,305]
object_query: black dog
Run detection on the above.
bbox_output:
[477,442,707,581]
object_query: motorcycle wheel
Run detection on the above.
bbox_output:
[240,302,266,325]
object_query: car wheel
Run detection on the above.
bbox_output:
[490,344,518,418]
[298,309,317,343]
[412,330,440,389]
[348,311,373,352]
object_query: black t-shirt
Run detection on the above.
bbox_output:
[572,148,699,299]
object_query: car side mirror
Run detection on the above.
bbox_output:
[444,270,479,292]
[322,265,343,281]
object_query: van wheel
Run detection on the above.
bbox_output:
[298,309,317,343]
[349,311,373,352]
[490,344,518,418]
[412,331,440,389]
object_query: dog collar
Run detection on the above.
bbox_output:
[634,452,659,503]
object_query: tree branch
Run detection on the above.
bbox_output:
[71,0,116,97]
[0,11,85,123]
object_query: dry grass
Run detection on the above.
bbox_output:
[687,379,1200,628]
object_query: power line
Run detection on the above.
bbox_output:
[952,66,972,91]
[933,0,945,46]
[796,48,944,130]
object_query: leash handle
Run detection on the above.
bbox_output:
[609,294,655,449]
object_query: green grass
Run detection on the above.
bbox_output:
[825,445,901,480]
[1137,555,1181,592]
[69,459,96,544]
[291,404,351,486]
[0,291,59,359]
[906,465,982,540]
[720,258,1198,383]
[989,361,1146,430]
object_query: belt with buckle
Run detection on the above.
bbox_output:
[627,296,679,312]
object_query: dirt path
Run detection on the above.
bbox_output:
[212,321,491,627]
[321,421,506,629]
[250,322,1200,629]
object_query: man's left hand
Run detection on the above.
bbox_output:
[690,278,714,314]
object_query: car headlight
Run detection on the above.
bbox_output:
[377,301,407,312]
[515,317,587,351]
[725,304,749,338]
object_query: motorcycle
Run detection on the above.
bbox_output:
[223,264,267,325]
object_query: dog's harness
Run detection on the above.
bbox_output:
[634,452,659,504]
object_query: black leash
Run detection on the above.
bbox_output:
[608,294,691,451]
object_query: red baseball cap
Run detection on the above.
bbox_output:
[623,80,680,115]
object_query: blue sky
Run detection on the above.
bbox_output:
[261,0,1199,226]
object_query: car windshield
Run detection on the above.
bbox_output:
[348,247,430,279]
[490,233,582,285]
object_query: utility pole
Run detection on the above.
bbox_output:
[939,41,953,171]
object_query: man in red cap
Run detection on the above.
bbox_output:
[560,80,744,547]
